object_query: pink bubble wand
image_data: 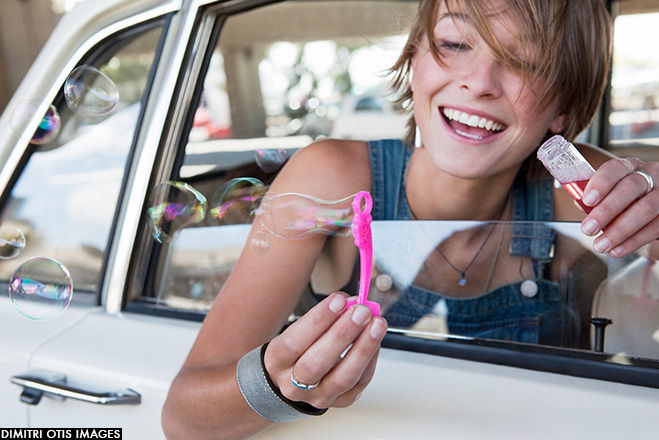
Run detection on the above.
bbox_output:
[345,191,380,316]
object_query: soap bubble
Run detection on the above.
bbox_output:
[208,178,267,226]
[249,231,271,253]
[0,226,26,259]
[9,257,73,320]
[64,65,119,115]
[147,181,207,243]
[255,148,287,173]
[255,193,354,240]
[9,99,61,145]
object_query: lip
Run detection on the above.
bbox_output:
[439,106,507,144]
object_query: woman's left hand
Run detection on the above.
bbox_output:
[580,157,659,257]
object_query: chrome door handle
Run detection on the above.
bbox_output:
[10,373,141,405]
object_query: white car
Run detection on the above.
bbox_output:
[0,0,658,439]
[330,91,409,141]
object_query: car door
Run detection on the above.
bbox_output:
[3,0,659,439]
[0,0,184,435]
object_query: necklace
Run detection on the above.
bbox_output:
[410,191,511,286]
[436,224,495,286]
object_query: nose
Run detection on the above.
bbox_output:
[457,53,503,99]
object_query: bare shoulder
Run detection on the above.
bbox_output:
[270,138,372,200]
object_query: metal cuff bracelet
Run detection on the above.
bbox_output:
[236,343,328,423]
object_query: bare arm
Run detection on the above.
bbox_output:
[162,139,388,439]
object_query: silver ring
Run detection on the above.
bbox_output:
[291,365,320,390]
[633,170,654,195]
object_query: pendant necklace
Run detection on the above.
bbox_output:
[410,191,511,287]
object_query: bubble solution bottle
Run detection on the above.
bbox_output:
[537,135,595,213]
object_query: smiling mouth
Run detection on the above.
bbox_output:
[442,107,506,140]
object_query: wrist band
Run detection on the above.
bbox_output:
[236,343,328,423]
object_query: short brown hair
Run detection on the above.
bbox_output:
[390,0,612,144]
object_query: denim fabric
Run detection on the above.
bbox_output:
[368,139,569,345]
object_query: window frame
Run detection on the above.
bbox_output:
[0,16,170,311]
[123,0,659,390]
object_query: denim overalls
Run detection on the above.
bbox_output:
[369,139,573,346]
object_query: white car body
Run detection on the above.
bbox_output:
[0,1,658,439]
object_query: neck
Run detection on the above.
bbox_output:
[406,147,519,221]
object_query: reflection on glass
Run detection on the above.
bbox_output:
[363,221,605,349]
[155,219,659,362]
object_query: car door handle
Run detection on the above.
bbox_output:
[10,373,141,405]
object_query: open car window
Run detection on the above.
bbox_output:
[126,0,659,388]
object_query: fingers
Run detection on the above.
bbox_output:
[580,157,659,257]
[264,293,387,409]
[285,315,388,409]
[267,292,348,368]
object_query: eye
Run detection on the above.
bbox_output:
[435,39,470,53]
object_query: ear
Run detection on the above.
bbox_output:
[549,111,567,134]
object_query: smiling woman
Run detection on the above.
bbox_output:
[160,0,659,438]
[4,0,659,437]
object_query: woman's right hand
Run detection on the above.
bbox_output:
[264,292,388,410]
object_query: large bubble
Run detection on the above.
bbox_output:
[9,98,61,145]
[255,193,354,240]
[147,181,207,243]
[64,65,119,115]
[208,178,267,226]
[255,148,288,173]
[9,257,73,320]
[0,226,26,259]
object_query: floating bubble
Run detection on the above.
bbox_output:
[64,65,119,115]
[0,226,26,259]
[9,257,73,320]
[9,99,61,145]
[255,148,288,173]
[147,181,207,243]
[255,193,354,240]
[249,231,271,253]
[209,178,267,226]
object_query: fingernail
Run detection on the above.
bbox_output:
[370,318,388,339]
[352,305,371,325]
[582,190,598,207]
[581,218,599,236]
[594,237,611,253]
[610,245,624,258]
[329,294,346,313]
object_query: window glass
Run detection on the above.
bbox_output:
[0,24,163,298]
[142,1,415,311]
[609,10,659,149]
[139,1,659,374]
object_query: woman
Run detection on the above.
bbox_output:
[163,1,659,438]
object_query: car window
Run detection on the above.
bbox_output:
[129,0,659,386]
[0,23,163,302]
[128,0,415,314]
[607,3,659,155]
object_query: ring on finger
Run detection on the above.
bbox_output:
[633,170,654,195]
[291,364,321,390]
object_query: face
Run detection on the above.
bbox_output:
[411,1,565,180]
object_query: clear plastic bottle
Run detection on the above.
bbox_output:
[537,135,595,213]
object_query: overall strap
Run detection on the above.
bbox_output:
[368,139,413,221]
[510,174,556,279]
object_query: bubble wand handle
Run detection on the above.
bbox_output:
[346,191,380,316]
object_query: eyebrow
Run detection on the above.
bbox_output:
[437,12,470,24]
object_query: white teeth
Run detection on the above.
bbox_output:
[459,112,469,124]
[442,108,504,132]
